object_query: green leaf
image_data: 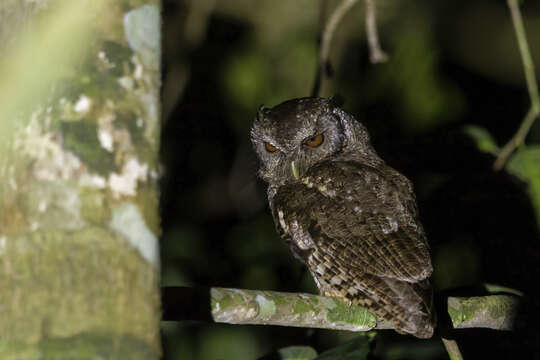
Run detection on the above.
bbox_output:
[484,283,524,297]
[506,146,540,180]
[463,125,500,155]
[278,346,318,360]
[506,146,540,226]
[314,336,371,360]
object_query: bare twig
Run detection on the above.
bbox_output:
[312,0,388,96]
[494,107,536,170]
[319,0,360,72]
[441,338,464,360]
[318,0,330,31]
[163,286,519,333]
[364,0,388,63]
[494,0,540,170]
[313,0,360,97]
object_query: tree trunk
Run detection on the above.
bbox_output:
[0,1,162,358]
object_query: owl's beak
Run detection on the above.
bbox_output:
[291,161,300,180]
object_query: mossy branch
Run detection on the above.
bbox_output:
[447,295,519,331]
[441,338,464,360]
[162,287,519,333]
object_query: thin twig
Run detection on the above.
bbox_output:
[494,0,540,170]
[494,107,536,170]
[318,0,329,31]
[441,338,464,360]
[312,0,360,97]
[507,0,540,110]
[364,0,388,63]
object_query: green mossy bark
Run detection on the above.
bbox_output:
[448,295,519,330]
[0,1,161,358]
[210,287,378,331]
[177,287,518,333]
[0,228,160,358]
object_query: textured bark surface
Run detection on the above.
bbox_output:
[211,287,382,331]
[448,295,519,330]
[163,287,519,333]
[0,1,162,358]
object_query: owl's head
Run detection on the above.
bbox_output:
[251,97,380,185]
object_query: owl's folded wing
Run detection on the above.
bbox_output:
[272,161,432,283]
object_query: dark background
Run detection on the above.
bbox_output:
[159,1,540,359]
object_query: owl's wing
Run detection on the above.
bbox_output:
[272,161,432,282]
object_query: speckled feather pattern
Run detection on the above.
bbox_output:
[251,97,436,338]
[272,161,434,337]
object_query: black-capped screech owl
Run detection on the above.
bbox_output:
[250,97,435,338]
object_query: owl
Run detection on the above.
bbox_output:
[250,97,435,338]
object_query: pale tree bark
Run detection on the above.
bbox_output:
[0,1,162,359]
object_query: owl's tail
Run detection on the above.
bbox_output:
[371,277,436,339]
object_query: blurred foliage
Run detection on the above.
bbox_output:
[432,239,481,290]
[506,146,540,225]
[313,336,371,360]
[198,327,262,360]
[484,283,524,297]
[379,340,446,360]
[278,346,318,360]
[360,20,464,133]
[463,125,500,156]
[272,336,372,360]
[0,1,101,156]
[162,0,540,359]
[464,126,540,227]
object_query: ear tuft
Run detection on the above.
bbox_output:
[329,94,345,108]
[257,105,267,121]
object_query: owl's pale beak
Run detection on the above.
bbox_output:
[291,161,300,180]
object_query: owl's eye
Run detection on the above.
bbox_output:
[304,134,324,147]
[264,142,278,153]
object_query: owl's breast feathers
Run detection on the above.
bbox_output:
[270,161,436,338]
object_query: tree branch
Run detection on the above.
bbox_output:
[312,0,360,97]
[441,338,464,360]
[364,0,388,63]
[447,295,519,330]
[311,0,388,97]
[162,287,519,333]
[494,0,540,170]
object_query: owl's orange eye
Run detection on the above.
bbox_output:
[305,134,324,147]
[264,142,278,153]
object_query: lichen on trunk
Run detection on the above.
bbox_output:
[0,1,162,358]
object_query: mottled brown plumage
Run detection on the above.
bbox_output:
[251,97,435,338]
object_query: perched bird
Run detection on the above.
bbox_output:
[250,97,435,338]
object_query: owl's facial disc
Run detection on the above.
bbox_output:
[251,97,378,185]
